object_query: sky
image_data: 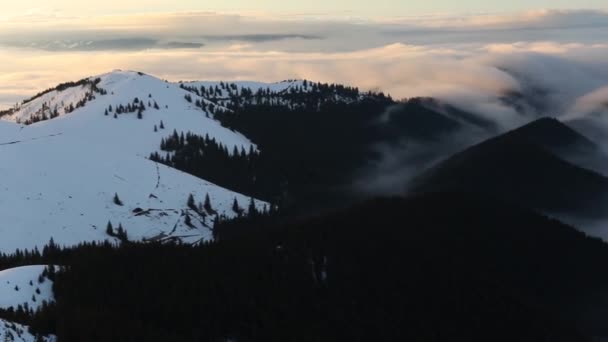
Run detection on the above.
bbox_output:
[1,0,607,17]
[1,1,608,126]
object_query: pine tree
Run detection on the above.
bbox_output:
[104,109,108,116]
[187,194,196,210]
[106,221,114,236]
[248,197,257,217]
[204,193,213,212]
[160,120,165,129]
[113,113,118,119]
[116,223,127,241]
[184,214,192,227]
[154,125,158,132]
[113,193,123,206]
[232,198,240,213]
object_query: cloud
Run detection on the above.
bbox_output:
[202,34,322,43]
[1,9,608,127]
[3,38,204,51]
[381,9,608,29]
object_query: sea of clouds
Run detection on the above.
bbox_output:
[0,9,607,125]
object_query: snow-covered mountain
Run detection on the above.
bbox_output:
[0,70,267,253]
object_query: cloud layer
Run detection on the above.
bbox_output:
[1,9,608,127]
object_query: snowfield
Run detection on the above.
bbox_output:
[0,70,267,253]
[0,266,53,311]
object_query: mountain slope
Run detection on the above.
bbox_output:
[0,266,54,312]
[38,193,608,340]
[0,70,266,252]
[180,79,367,110]
[409,118,608,219]
[501,117,608,174]
[0,319,55,342]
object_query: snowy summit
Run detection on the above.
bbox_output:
[0,70,268,253]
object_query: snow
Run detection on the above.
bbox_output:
[0,70,268,253]
[0,319,55,342]
[0,266,53,311]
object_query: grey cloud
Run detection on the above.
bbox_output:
[3,38,204,51]
[202,34,322,43]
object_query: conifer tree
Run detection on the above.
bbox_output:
[204,193,213,212]
[116,223,127,241]
[248,197,257,217]
[187,194,196,210]
[113,193,123,206]
[232,198,240,213]
[106,221,114,236]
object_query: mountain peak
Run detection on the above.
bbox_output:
[0,70,265,251]
[502,117,596,150]
[409,118,608,218]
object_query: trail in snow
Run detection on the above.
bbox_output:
[0,133,63,146]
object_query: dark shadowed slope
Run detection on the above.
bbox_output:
[504,117,608,174]
[39,193,608,341]
[409,118,608,218]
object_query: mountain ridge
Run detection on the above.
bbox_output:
[409,117,608,220]
[0,70,267,252]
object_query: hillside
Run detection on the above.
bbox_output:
[0,319,55,342]
[0,70,267,252]
[179,79,366,110]
[17,193,608,341]
[409,118,608,219]
[500,117,608,174]
[0,266,54,312]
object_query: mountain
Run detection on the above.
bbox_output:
[409,117,608,219]
[0,70,267,252]
[500,117,608,174]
